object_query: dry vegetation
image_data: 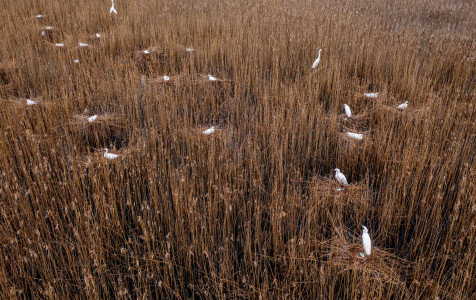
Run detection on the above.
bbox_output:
[0,0,475,298]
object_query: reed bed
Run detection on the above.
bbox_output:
[0,0,475,298]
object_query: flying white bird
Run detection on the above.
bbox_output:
[163,76,170,81]
[362,225,372,256]
[334,168,348,185]
[26,99,38,106]
[88,115,98,122]
[104,148,119,160]
[397,101,408,110]
[208,75,217,81]
[364,92,378,98]
[202,126,215,135]
[55,43,64,47]
[312,49,322,69]
[343,104,352,118]
[74,59,80,63]
[110,0,117,14]
[79,42,89,47]
[346,132,363,140]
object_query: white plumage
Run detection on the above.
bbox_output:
[110,0,117,14]
[362,225,372,256]
[45,26,54,30]
[55,43,64,47]
[397,101,408,110]
[208,75,217,81]
[186,48,194,52]
[88,115,98,122]
[104,148,119,160]
[343,104,352,118]
[334,168,348,185]
[364,92,378,98]
[312,49,322,69]
[163,76,170,81]
[202,126,215,135]
[95,33,101,38]
[79,42,89,47]
[74,59,80,64]
[35,14,43,18]
[26,99,38,106]
[143,50,150,54]
[346,132,363,140]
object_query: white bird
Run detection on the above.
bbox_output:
[362,225,372,256]
[45,26,54,30]
[35,14,43,18]
[334,168,348,185]
[41,31,45,36]
[88,115,98,122]
[163,76,170,81]
[208,75,217,81]
[186,48,194,52]
[74,59,80,63]
[79,42,89,47]
[343,104,352,118]
[202,126,215,135]
[104,148,119,160]
[26,99,38,106]
[95,33,101,38]
[364,92,378,98]
[397,101,408,110]
[346,132,363,140]
[312,49,322,69]
[110,0,117,14]
[55,43,64,47]
[143,50,150,54]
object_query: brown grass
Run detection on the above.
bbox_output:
[0,0,475,298]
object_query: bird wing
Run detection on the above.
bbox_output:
[345,106,351,117]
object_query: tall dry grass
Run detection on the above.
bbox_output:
[0,0,475,298]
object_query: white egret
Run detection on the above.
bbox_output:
[88,115,98,122]
[104,148,119,160]
[361,225,372,256]
[344,104,352,118]
[364,92,378,98]
[334,168,348,185]
[143,50,150,54]
[346,132,363,140]
[163,76,170,81]
[55,43,64,47]
[202,126,215,135]
[26,99,38,106]
[312,49,322,69]
[41,31,45,36]
[95,33,101,38]
[208,75,217,81]
[397,101,408,110]
[35,14,43,18]
[74,59,80,63]
[79,42,89,47]
[110,0,117,14]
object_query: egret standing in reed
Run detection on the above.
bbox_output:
[362,225,372,256]
[312,49,322,69]
[344,104,352,118]
[110,0,117,14]
[334,168,348,185]
[397,101,408,110]
[104,148,119,160]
